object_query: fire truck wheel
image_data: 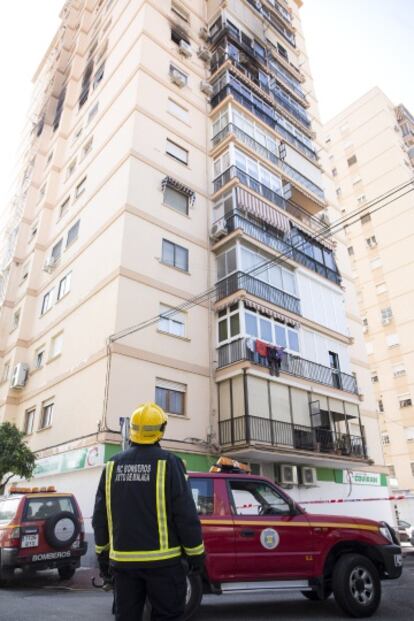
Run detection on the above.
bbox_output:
[332,553,381,618]
[301,588,332,601]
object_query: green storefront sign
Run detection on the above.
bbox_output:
[33,445,104,478]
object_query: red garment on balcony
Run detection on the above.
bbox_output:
[255,339,268,357]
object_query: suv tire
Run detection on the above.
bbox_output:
[58,565,76,581]
[44,511,79,548]
[332,553,381,618]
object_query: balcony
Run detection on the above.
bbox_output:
[219,415,367,459]
[213,210,341,285]
[211,82,317,162]
[246,0,296,48]
[216,272,301,315]
[212,123,325,203]
[217,337,359,395]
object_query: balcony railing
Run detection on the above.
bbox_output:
[214,211,341,285]
[246,0,296,47]
[217,337,359,394]
[216,272,301,315]
[212,123,325,202]
[211,83,317,162]
[212,166,327,234]
[219,415,367,459]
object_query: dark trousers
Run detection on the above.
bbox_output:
[113,563,187,621]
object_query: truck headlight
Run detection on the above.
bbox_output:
[379,523,394,543]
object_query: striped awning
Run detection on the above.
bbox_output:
[161,176,196,205]
[236,187,290,234]
[215,294,299,329]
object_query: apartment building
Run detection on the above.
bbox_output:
[0,0,392,540]
[324,87,414,522]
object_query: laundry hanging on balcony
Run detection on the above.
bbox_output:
[161,176,196,206]
[236,187,290,234]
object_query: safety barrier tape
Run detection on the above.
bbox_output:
[299,495,414,505]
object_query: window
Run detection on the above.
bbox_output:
[398,394,412,408]
[164,185,189,215]
[66,159,76,180]
[169,64,188,86]
[229,480,291,516]
[217,247,237,279]
[393,363,406,378]
[12,309,20,331]
[66,220,80,247]
[34,346,45,369]
[39,399,54,430]
[23,408,35,435]
[41,289,54,315]
[360,213,371,224]
[381,307,392,324]
[387,465,396,478]
[51,239,63,261]
[366,236,377,248]
[347,155,358,167]
[30,222,38,242]
[167,98,189,123]
[405,427,414,442]
[50,333,63,359]
[362,318,368,333]
[171,28,190,47]
[347,246,354,256]
[166,139,188,164]
[376,282,387,295]
[2,361,10,382]
[381,433,390,446]
[159,304,186,337]
[46,151,53,166]
[370,257,382,270]
[189,478,214,515]
[155,379,186,415]
[377,399,384,413]
[82,137,93,158]
[371,371,379,383]
[161,239,189,271]
[386,333,399,348]
[57,272,72,300]
[217,304,241,343]
[20,262,29,284]
[88,102,99,124]
[72,126,83,145]
[93,63,105,89]
[59,197,70,219]
[75,178,86,199]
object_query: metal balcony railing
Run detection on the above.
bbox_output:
[219,415,367,459]
[214,211,341,285]
[211,83,317,162]
[246,0,296,47]
[216,272,301,315]
[212,123,325,202]
[217,337,359,395]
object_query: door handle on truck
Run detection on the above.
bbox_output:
[240,529,255,537]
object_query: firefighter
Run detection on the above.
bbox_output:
[92,402,205,621]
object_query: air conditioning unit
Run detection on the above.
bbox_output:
[43,256,57,273]
[199,27,209,42]
[178,40,192,57]
[301,466,317,486]
[238,52,249,64]
[382,317,392,326]
[200,81,213,97]
[170,71,186,88]
[211,223,227,240]
[280,464,298,486]
[10,363,29,390]
[197,47,212,63]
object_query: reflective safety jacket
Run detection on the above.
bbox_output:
[92,443,204,568]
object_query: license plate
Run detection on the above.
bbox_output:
[21,534,39,548]
[394,554,403,567]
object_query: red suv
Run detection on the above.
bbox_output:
[176,461,402,619]
[0,486,87,582]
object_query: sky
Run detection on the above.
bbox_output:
[0,0,413,209]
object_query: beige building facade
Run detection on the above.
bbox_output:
[324,87,414,521]
[0,1,393,545]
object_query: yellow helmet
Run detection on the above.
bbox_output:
[129,402,168,445]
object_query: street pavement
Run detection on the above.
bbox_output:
[1,551,413,620]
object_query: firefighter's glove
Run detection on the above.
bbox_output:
[187,555,205,575]
[97,551,111,581]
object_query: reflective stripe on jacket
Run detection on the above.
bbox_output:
[92,443,204,568]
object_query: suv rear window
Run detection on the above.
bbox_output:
[0,498,20,522]
[23,497,76,521]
